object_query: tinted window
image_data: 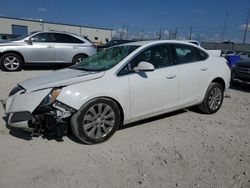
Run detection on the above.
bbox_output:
[174,44,202,64]
[31,33,54,42]
[53,33,84,43]
[195,48,209,61]
[118,44,173,75]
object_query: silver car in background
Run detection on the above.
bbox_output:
[0,31,97,71]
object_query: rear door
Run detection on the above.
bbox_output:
[173,44,209,106]
[52,33,85,63]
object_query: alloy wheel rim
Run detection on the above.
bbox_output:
[3,56,20,70]
[208,87,222,110]
[76,57,85,64]
[83,103,115,139]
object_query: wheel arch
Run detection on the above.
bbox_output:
[211,77,226,91]
[72,53,89,62]
[0,51,25,64]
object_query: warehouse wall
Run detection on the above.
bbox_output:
[0,17,112,44]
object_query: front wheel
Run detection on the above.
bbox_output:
[198,82,224,114]
[71,98,121,144]
[0,53,23,71]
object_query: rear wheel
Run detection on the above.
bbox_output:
[71,98,121,144]
[72,54,88,64]
[198,82,224,114]
[0,53,23,71]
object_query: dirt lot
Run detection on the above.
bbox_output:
[0,69,250,188]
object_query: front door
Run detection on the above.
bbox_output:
[118,44,179,120]
[25,33,55,63]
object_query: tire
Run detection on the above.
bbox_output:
[71,98,121,144]
[0,53,23,71]
[198,82,224,114]
[72,54,88,64]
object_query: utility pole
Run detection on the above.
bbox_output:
[243,8,250,44]
[126,22,129,39]
[174,27,178,39]
[221,10,228,42]
[158,28,162,40]
[197,33,200,41]
[169,29,172,39]
[122,21,125,39]
[141,29,144,40]
[189,27,193,40]
[40,18,44,31]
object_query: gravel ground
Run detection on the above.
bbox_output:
[0,69,250,188]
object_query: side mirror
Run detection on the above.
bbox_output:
[134,61,155,72]
[25,38,33,45]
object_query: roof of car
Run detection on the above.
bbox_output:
[122,40,197,46]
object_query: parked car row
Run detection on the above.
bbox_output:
[220,50,250,84]
[3,40,231,144]
[231,58,250,84]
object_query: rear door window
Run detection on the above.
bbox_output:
[174,44,206,64]
[52,33,84,43]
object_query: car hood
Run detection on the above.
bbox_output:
[0,40,25,47]
[19,68,105,92]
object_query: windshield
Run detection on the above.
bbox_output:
[71,45,139,71]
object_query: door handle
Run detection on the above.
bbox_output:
[166,74,176,79]
[47,46,54,48]
[200,68,208,71]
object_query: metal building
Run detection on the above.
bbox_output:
[0,16,112,44]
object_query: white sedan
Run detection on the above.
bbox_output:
[4,40,231,144]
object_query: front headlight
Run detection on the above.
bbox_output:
[39,88,61,107]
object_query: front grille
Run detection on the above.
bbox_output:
[237,66,250,75]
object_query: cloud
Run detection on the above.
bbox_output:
[38,8,47,13]
[192,9,205,16]
[240,23,250,31]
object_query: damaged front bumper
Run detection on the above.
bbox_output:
[3,87,76,137]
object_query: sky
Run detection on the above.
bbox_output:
[0,0,250,43]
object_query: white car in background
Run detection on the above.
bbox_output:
[4,40,231,144]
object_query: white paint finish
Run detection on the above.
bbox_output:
[57,72,131,122]
[129,66,179,119]
[5,88,51,113]
[19,68,105,92]
[178,60,209,106]
[4,40,231,126]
